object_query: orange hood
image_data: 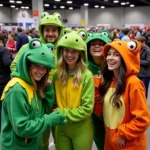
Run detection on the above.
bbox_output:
[103,39,141,76]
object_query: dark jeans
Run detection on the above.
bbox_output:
[139,76,150,98]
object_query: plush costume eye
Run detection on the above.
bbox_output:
[40,12,49,19]
[88,33,93,37]
[54,12,62,20]
[61,28,72,36]
[101,32,108,37]
[30,41,42,48]
[46,43,54,52]
[127,41,137,51]
[49,47,54,52]
[78,30,87,40]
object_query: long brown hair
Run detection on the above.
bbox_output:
[29,63,50,99]
[99,57,127,108]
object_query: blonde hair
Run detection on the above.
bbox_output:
[57,48,87,88]
[29,64,49,99]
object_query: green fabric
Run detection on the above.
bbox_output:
[55,118,93,150]
[99,29,111,39]
[53,70,94,123]
[56,28,88,64]
[0,39,66,150]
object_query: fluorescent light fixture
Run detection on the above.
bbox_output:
[0,4,3,6]
[130,4,134,7]
[9,0,15,3]
[16,7,19,10]
[11,5,15,8]
[69,7,73,9]
[67,1,72,4]
[53,5,57,8]
[16,1,22,4]
[25,6,29,9]
[60,6,65,9]
[94,5,99,8]
[113,0,119,3]
[44,4,50,7]
[101,6,105,8]
[21,6,25,9]
[84,3,89,6]
[104,0,108,1]
[121,2,126,5]
[54,0,61,1]
[126,1,130,4]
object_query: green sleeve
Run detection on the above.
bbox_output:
[43,83,55,113]
[58,71,94,122]
[4,88,56,138]
[10,44,28,72]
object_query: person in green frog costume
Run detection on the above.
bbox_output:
[0,39,66,150]
[53,28,94,150]
[10,12,64,150]
[86,33,110,150]
[10,12,63,73]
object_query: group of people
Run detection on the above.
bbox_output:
[0,11,150,150]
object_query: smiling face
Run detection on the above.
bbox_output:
[89,39,105,57]
[30,64,47,81]
[106,48,121,75]
[62,48,80,71]
[43,25,59,44]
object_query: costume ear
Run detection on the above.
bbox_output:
[77,29,88,41]
[53,12,62,20]
[40,12,49,19]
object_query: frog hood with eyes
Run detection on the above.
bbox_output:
[99,29,111,39]
[103,39,141,76]
[56,28,88,64]
[86,32,111,61]
[38,12,63,44]
[11,39,55,85]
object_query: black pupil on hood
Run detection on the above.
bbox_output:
[33,43,36,47]
[65,36,67,39]
[76,39,78,42]
[82,34,85,37]
[130,45,134,49]
[42,53,45,55]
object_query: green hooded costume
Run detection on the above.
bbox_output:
[0,39,66,150]
[86,33,110,150]
[53,29,94,150]
[10,12,63,72]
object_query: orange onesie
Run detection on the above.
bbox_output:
[94,40,150,150]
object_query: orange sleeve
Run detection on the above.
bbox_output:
[93,77,103,116]
[117,88,150,140]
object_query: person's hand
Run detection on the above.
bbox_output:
[47,79,52,84]
[48,111,67,127]
[117,137,125,148]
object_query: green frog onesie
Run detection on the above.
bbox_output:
[53,29,94,150]
[0,39,66,150]
[86,33,110,150]
[10,12,63,72]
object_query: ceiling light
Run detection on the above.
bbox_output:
[67,1,72,4]
[126,1,130,4]
[113,0,119,3]
[11,5,15,8]
[21,6,24,9]
[69,7,73,9]
[25,6,29,9]
[16,7,19,10]
[0,4,3,6]
[53,5,57,8]
[130,4,134,7]
[44,4,50,7]
[121,2,126,5]
[94,5,99,8]
[60,6,65,9]
[54,0,61,1]
[101,6,105,9]
[104,0,108,1]
[16,1,22,4]
[9,0,15,3]
[84,3,89,6]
